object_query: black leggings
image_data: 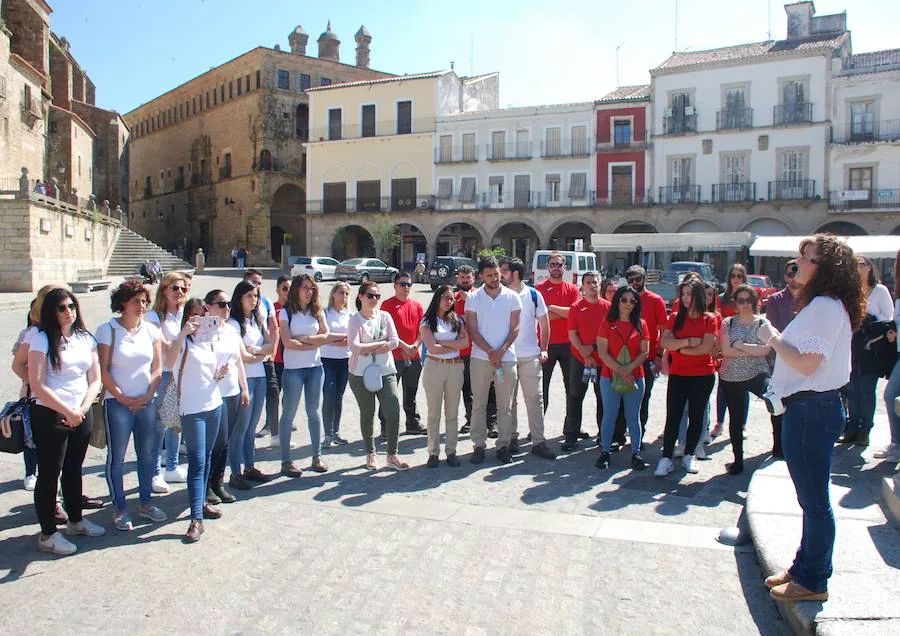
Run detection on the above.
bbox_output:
[662,374,715,458]
[720,373,780,463]
[30,403,92,536]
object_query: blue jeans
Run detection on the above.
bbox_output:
[104,398,158,511]
[23,446,36,477]
[229,375,266,475]
[599,377,645,453]
[844,368,879,434]
[322,357,349,437]
[211,394,242,482]
[782,390,845,593]
[153,371,182,474]
[279,366,324,462]
[181,406,221,521]
[884,361,900,446]
[716,379,727,424]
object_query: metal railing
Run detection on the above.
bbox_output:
[308,195,435,214]
[309,117,435,142]
[768,179,816,200]
[540,138,591,158]
[590,189,653,207]
[662,113,697,135]
[485,142,533,161]
[595,136,649,152]
[828,188,900,211]
[434,145,479,164]
[774,102,812,126]
[658,185,701,204]
[711,182,757,202]
[536,189,593,208]
[831,119,900,144]
[716,108,753,130]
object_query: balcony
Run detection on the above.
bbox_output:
[831,119,900,144]
[773,102,812,126]
[536,189,593,208]
[434,192,538,211]
[252,158,304,174]
[590,189,652,208]
[768,179,816,200]
[309,117,435,142]
[21,96,42,123]
[540,138,591,158]
[486,142,533,162]
[662,112,697,136]
[716,108,753,131]
[434,145,479,164]
[658,185,701,205]
[595,135,648,153]
[828,188,900,211]
[308,195,434,214]
[711,182,757,202]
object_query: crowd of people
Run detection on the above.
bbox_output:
[10,238,899,603]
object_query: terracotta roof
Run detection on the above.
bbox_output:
[652,32,848,73]
[306,70,451,92]
[596,85,650,103]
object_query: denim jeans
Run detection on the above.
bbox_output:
[782,390,845,593]
[599,377,645,453]
[23,446,36,477]
[153,371,182,475]
[104,398,158,511]
[181,406,222,521]
[884,360,900,445]
[279,365,324,462]
[844,367,879,434]
[322,357,349,437]
[211,394,242,483]
[229,375,266,476]
[716,379,728,425]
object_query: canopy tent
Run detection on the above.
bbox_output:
[749,235,900,258]
[591,232,753,252]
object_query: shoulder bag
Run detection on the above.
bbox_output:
[90,321,119,450]
[158,340,189,430]
[362,315,385,393]
[610,324,638,395]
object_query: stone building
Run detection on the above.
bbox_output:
[124,22,391,265]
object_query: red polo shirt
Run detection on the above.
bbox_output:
[454,289,472,357]
[536,279,581,345]
[597,318,649,379]
[567,297,611,365]
[666,312,717,376]
[639,289,668,361]
[381,296,424,361]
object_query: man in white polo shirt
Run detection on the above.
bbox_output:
[465,256,522,464]
[500,257,557,460]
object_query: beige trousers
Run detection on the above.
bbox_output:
[511,355,546,444]
[421,358,464,456]
[470,358,518,449]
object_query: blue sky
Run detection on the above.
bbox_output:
[48,0,899,115]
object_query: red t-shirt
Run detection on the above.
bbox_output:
[597,318,649,379]
[666,312,717,376]
[381,296,424,361]
[639,289,668,361]
[719,293,736,318]
[670,295,721,317]
[567,297,611,365]
[454,289,472,357]
[537,279,581,345]
[273,301,284,364]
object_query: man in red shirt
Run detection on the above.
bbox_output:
[380,272,426,435]
[455,265,496,435]
[562,272,611,450]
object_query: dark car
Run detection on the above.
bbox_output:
[334,258,399,283]
[427,256,477,290]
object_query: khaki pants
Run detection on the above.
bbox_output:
[421,358,464,456]
[470,358,518,449]
[511,355,546,444]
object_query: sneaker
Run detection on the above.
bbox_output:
[531,442,557,460]
[471,446,485,464]
[710,423,724,439]
[654,457,674,477]
[682,455,698,474]
[255,427,270,438]
[497,446,511,464]
[838,431,858,444]
[426,454,439,468]
[509,436,520,454]
[405,425,427,436]
[695,442,708,460]
[54,502,68,526]
[703,432,713,445]
[365,453,378,470]
[243,468,273,483]
[595,451,611,469]
[673,443,685,458]
[446,454,461,467]
[281,461,303,478]
[269,435,281,449]
[66,518,106,537]
[165,466,188,483]
[726,462,744,475]
[873,444,900,462]
[38,532,77,555]
[151,475,170,494]
[459,423,471,434]
[560,439,579,452]
[81,495,104,510]
[487,428,499,439]
[386,454,409,471]
[114,513,134,532]
[139,505,168,522]
[23,474,36,491]
[631,454,648,471]
[322,434,334,448]
[578,430,591,440]
[332,434,349,445]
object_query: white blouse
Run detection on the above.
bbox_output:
[422,317,461,360]
[228,317,266,378]
[279,308,323,369]
[867,284,894,322]
[321,307,352,360]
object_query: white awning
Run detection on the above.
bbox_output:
[591,232,752,252]
[749,235,900,258]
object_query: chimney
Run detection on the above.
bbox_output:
[355,25,372,68]
[288,25,308,55]
[785,1,815,39]
[317,20,340,62]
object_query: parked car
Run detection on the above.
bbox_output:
[647,261,722,306]
[531,250,598,285]
[335,258,399,283]
[746,274,778,307]
[289,256,341,282]
[427,256,477,290]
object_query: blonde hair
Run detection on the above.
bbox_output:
[30,284,65,326]
[328,281,352,311]
[152,272,189,316]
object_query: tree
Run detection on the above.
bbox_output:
[476,246,507,261]
[371,214,399,263]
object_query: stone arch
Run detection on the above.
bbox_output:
[547,220,597,251]
[742,217,797,235]
[612,220,658,233]
[488,217,545,248]
[677,218,722,233]
[434,220,487,259]
[270,183,306,261]
[490,221,542,265]
[331,224,376,261]
[545,216,598,244]
[816,221,868,236]
[435,217,490,246]
[390,160,419,181]
[394,222,429,270]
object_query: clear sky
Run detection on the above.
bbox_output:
[47,0,899,115]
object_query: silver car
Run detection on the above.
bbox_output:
[289,256,340,282]
[335,258,399,283]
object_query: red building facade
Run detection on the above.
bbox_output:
[594,86,650,206]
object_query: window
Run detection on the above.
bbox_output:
[246,75,251,92]
[193,97,197,113]
[571,125,588,155]
[611,166,633,204]
[397,100,412,134]
[545,127,561,156]
[212,89,217,106]
[228,81,233,99]
[391,178,417,210]
[491,130,506,160]
[850,102,875,139]
[438,135,452,163]
[320,77,332,86]
[237,80,242,96]
[220,86,225,102]
[361,104,376,137]
[328,108,342,140]
[721,152,748,201]
[489,176,504,205]
[436,178,453,199]
[515,129,529,158]
[670,157,692,188]
[614,120,631,146]
[513,174,531,208]
[256,70,261,89]
[780,150,805,183]
[77,155,81,176]
[545,174,561,202]
[568,172,587,200]
[299,74,311,92]
[223,153,232,178]
[323,182,347,213]
[459,177,476,203]
[356,180,381,211]
[462,133,476,161]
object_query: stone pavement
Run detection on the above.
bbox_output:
[0,269,893,634]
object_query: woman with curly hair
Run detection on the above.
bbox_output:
[759,234,864,602]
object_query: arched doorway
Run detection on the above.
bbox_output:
[271,226,285,264]
[332,225,376,261]
[614,221,657,234]
[743,218,794,235]
[491,222,541,266]
[548,221,595,251]
[435,222,484,259]
[270,183,305,262]
[607,221,658,273]
[817,221,868,236]
[393,223,428,270]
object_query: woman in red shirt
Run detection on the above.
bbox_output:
[596,287,649,471]
[655,278,718,477]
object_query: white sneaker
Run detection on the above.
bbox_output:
[38,531,77,555]
[683,455,699,474]
[151,475,170,494]
[673,443,685,458]
[269,435,280,449]
[695,442,707,460]
[165,466,187,483]
[654,457,674,477]
[23,474,37,491]
[873,444,900,462]
[66,517,106,537]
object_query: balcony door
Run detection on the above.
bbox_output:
[514,175,531,208]
[850,102,875,141]
[611,166,633,205]
[670,157,692,202]
[780,150,806,199]
[782,81,805,123]
[848,167,873,209]
[724,154,746,201]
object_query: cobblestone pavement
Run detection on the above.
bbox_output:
[4,269,882,634]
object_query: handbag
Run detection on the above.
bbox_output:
[158,341,188,430]
[610,324,638,395]
[90,321,121,451]
[362,317,385,393]
[0,398,29,453]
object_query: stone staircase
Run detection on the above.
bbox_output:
[106,227,193,276]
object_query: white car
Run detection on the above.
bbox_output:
[289,256,340,282]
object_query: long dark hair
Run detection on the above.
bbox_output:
[723,263,747,302]
[705,282,718,313]
[673,278,708,334]
[356,281,379,311]
[287,274,322,317]
[39,288,89,372]
[423,285,462,334]
[180,298,207,342]
[606,286,643,337]
[230,280,262,337]
[797,234,865,332]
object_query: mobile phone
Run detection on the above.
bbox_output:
[194,316,221,343]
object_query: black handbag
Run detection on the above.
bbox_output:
[0,398,30,454]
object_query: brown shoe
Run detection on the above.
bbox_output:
[229,474,253,490]
[310,457,328,473]
[184,520,204,543]
[769,581,828,602]
[765,570,792,589]
[203,503,222,519]
[281,461,303,478]
[243,467,273,483]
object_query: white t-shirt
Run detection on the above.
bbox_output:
[348,310,398,376]
[30,330,97,409]
[279,307,323,369]
[465,285,523,362]
[22,325,39,348]
[176,339,223,416]
[771,296,852,398]
[510,284,548,359]
[146,308,184,372]
[422,316,462,360]
[214,322,243,398]
[321,307,352,360]
[867,284,894,322]
[95,319,162,401]
[228,317,266,378]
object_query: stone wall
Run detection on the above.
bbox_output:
[0,25,47,183]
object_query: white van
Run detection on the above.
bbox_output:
[531,250,598,285]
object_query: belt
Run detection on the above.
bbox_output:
[426,355,462,364]
[782,389,839,407]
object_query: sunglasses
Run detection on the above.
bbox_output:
[730,274,745,279]
[211,301,231,309]
[735,296,753,305]
[366,293,381,300]
[785,264,798,278]
[396,282,412,288]
[626,276,643,283]
[56,302,76,313]
[619,297,637,305]
[170,285,188,293]
[548,262,564,269]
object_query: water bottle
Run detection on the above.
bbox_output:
[582,366,592,384]
[495,366,505,384]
